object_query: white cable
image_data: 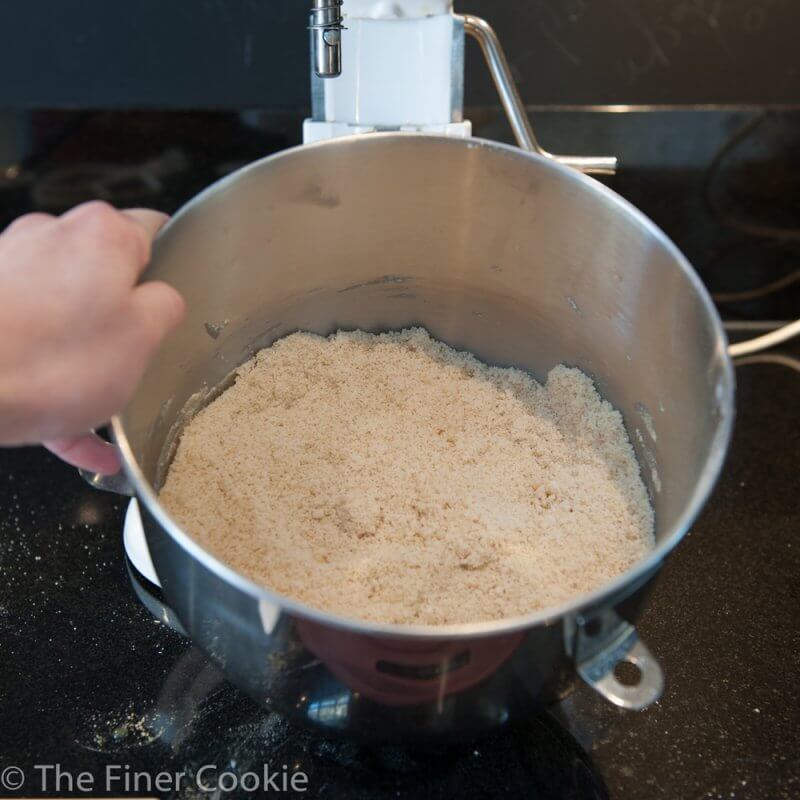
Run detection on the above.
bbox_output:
[728,318,800,358]
[713,267,800,303]
[733,353,800,374]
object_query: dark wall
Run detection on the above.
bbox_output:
[0,0,797,109]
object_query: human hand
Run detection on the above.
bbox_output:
[0,201,185,473]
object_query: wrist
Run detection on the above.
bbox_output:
[0,359,46,446]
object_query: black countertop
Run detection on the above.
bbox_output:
[0,109,798,799]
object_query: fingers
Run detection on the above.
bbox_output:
[121,209,169,277]
[3,212,54,237]
[60,201,169,280]
[130,280,186,353]
[43,433,121,474]
[121,208,169,240]
[4,207,168,264]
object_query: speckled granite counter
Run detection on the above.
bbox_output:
[0,110,798,799]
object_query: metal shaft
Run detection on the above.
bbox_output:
[461,14,617,175]
[310,0,344,79]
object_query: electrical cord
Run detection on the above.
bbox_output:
[732,353,800,374]
[728,319,800,358]
[703,111,800,243]
[701,111,800,354]
[712,266,800,303]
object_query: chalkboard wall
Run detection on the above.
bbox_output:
[0,0,797,108]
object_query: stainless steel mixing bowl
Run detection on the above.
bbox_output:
[109,133,734,741]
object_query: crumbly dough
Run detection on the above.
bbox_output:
[160,328,654,625]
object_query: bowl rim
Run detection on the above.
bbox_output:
[111,131,736,640]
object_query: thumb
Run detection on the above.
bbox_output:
[43,433,121,474]
[122,208,170,240]
[131,280,186,353]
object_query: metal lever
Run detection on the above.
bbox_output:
[460,14,617,176]
[567,609,663,710]
[310,0,345,79]
[79,466,134,496]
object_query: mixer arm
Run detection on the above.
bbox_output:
[460,14,617,176]
[303,4,616,175]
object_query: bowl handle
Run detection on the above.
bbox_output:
[567,610,664,710]
[79,465,134,496]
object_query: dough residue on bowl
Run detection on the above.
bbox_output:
[159,328,654,625]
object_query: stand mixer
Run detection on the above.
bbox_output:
[82,0,737,741]
[304,0,615,174]
[121,0,617,598]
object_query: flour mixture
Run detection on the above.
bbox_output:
[159,328,654,625]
